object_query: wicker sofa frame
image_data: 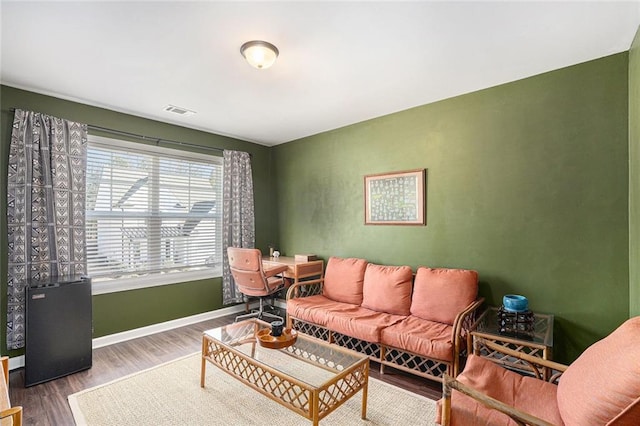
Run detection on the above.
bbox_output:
[286,278,483,383]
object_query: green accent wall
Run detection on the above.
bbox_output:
[274,53,630,363]
[630,26,640,318]
[92,278,220,336]
[0,86,276,356]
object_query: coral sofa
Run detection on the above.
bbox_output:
[286,256,483,382]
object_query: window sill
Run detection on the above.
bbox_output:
[91,267,222,295]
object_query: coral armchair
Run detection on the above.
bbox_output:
[439,316,640,426]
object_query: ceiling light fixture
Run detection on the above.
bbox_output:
[240,40,279,69]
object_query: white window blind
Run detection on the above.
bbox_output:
[86,136,222,292]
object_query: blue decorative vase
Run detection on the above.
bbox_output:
[502,294,528,312]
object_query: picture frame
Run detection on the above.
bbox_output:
[364,169,426,225]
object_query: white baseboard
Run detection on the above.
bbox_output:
[8,305,247,371]
[8,357,24,371]
[91,305,246,349]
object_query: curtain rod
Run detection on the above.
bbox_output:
[9,107,225,154]
[87,124,224,153]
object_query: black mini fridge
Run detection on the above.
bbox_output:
[25,275,92,387]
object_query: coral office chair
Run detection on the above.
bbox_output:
[227,247,289,322]
[439,316,640,426]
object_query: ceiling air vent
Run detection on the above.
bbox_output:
[163,105,196,116]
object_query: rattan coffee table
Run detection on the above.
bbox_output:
[201,319,370,425]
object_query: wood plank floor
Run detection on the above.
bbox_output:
[8,312,442,425]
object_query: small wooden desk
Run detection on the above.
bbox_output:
[262,256,324,286]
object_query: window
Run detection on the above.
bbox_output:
[86,136,223,294]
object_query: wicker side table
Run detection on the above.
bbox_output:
[470,306,554,378]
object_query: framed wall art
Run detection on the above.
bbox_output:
[364,169,426,225]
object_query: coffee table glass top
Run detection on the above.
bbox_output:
[203,319,367,387]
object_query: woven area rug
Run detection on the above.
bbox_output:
[68,352,437,425]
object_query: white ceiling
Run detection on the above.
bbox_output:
[2,1,639,146]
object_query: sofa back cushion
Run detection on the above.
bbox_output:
[410,267,478,325]
[361,263,413,316]
[322,257,368,305]
[556,316,640,426]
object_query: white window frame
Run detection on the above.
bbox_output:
[86,135,222,295]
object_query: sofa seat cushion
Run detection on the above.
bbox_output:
[380,316,455,362]
[442,355,563,426]
[325,306,406,343]
[411,267,478,325]
[556,316,640,426]
[361,263,413,316]
[287,295,359,327]
[323,257,368,305]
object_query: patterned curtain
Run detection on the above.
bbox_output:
[222,150,255,305]
[6,109,88,349]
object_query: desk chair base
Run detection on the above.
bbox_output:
[235,297,283,322]
[236,310,283,322]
